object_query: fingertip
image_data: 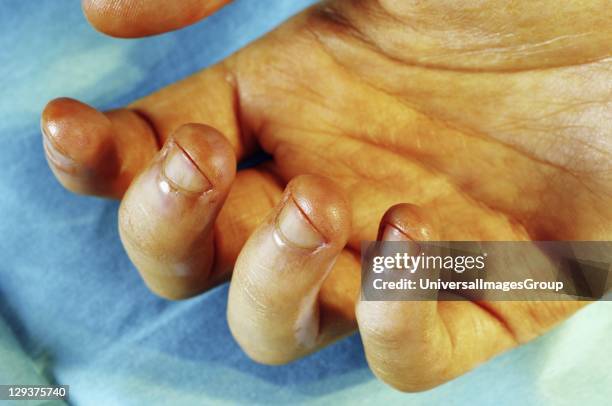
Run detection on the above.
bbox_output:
[41,98,158,198]
[172,124,237,193]
[81,0,141,38]
[378,203,439,241]
[285,175,352,248]
[41,97,114,171]
[82,0,230,38]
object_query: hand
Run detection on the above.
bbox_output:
[42,0,612,391]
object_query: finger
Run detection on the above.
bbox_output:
[119,123,235,299]
[43,61,282,293]
[41,98,158,198]
[82,0,232,38]
[357,203,517,392]
[212,164,285,279]
[227,175,352,364]
[43,57,251,197]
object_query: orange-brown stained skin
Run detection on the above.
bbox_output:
[228,175,353,364]
[42,98,157,198]
[43,0,611,391]
[118,124,236,299]
[82,0,232,38]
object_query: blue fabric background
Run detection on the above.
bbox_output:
[0,0,610,404]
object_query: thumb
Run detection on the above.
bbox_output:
[82,0,232,37]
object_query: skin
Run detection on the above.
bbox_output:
[82,0,232,37]
[41,0,611,392]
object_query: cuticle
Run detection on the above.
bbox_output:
[157,169,213,197]
[41,129,71,160]
[42,136,77,171]
[382,223,414,241]
[173,141,214,188]
[160,142,214,195]
[273,194,329,251]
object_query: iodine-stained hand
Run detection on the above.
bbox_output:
[41,0,612,391]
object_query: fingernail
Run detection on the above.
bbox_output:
[382,225,422,256]
[277,199,324,249]
[382,225,410,242]
[162,142,211,193]
[42,125,76,170]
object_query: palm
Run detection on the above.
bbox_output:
[120,1,611,316]
[233,4,612,244]
[42,0,611,388]
[135,2,611,247]
[210,2,610,332]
